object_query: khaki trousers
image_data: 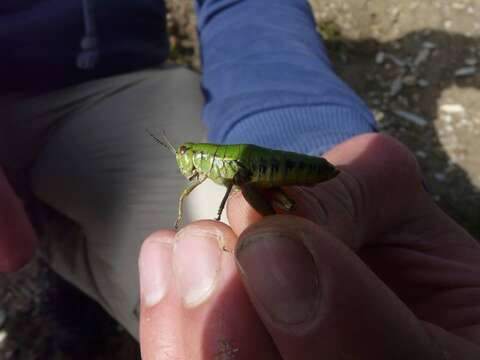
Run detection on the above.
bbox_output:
[1,67,227,339]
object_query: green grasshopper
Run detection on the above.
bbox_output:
[148,131,339,229]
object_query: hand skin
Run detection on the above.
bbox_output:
[0,167,37,272]
[139,133,480,359]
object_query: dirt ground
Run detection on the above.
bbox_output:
[1,0,479,359]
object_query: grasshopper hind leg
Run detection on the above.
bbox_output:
[241,185,295,216]
[241,183,275,216]
[215,182,234,221]
[270,187,295,212]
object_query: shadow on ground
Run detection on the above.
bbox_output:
[326,28,480,237]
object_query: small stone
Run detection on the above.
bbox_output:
[417,79,430,87]
[440,104,466,114]
[416,150,427,158]
[373,109,385,122]
[455,66,477,77]
[387,54,407,67]
[403,75,417,86]
[465,58,477,66]
[414,48,430,67]
[434,173,446,182]
[390,76,403,96]
[422,41,437,49]
[0,330,7,345]
[375,51,386,64]
[393,110,428,127]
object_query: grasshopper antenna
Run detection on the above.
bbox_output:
[161,130,177,154]
[146,129,176,154]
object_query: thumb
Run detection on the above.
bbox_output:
[0,169,37,272]
[234,215,442,360]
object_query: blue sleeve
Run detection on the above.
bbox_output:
[196,0,377,155]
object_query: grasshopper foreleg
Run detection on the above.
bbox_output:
[188,170,199,181]
[176,175,207,229]
[215,182,234,221]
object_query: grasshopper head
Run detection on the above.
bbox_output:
[176,143,196,178]
[146,131,196,179]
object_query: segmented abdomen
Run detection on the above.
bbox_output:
[243,145,339,187]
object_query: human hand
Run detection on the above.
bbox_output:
[138,133,480,359]
[0,167,37,272]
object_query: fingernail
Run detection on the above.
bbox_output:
[173,227,222,307]
[139,240,172,307]
[236,230,320,325]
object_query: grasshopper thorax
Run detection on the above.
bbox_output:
[176,143,196,179]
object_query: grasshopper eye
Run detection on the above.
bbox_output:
[179,145,187,155]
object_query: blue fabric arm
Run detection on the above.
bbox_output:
[196,0,376,154]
